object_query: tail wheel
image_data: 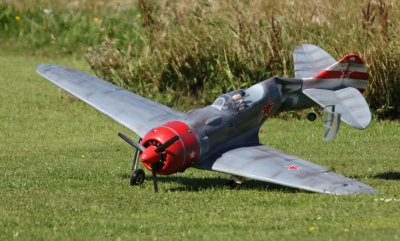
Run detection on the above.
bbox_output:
[307,112,317,121]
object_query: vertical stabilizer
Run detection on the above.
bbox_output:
[293,44,336,79]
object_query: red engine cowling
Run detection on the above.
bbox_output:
[140,121,200,175]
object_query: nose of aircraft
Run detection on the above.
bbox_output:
[140,145,161,165]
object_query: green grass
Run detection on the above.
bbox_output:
[1,53,400,240]
[0,2,141,55]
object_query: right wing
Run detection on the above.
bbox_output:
[203,145,377,195]
[36,64,184,137]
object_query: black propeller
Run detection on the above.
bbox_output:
[118,132,179,193]
[155,135,179,153]
[118,132,145,152]
[151,165,159,193]
[150,135,179,193]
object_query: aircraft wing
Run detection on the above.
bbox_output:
[207,145,377,195]
[36,64,184,137]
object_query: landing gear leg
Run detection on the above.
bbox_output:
[225,175,245,189]
[130,138,145,186]
[225,180,238,189]
[132,138,142,172]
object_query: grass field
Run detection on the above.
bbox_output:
[1,52,400,240]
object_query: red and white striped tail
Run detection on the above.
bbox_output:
[309,54,368,93]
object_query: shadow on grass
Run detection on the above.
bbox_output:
[373,171,400,180]
[121,172,306,194]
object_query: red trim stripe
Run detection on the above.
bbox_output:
[313,70,368,80]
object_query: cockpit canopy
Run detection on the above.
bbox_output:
[211,95,236,111]
[211,84,265,112]
[211,89,246,111]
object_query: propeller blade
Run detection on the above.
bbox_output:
[155,135,179,153]
[151,164,159,193]
[118,132,146,152]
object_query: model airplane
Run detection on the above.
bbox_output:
[36,44,377,194]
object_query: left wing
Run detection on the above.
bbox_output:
[208,145,377,195]
[36,64,184,137]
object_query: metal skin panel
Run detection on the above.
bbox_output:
[36,64,184,137]
[210,145,378,195]
[181,81,282,163]
[36,44,377,194]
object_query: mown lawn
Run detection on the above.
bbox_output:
[0,52,399,240]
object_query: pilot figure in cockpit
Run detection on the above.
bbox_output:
[232,90,246,110]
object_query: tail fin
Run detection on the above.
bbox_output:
[293,44,336,79]
[296,46,371,137]
[310,54,368,93]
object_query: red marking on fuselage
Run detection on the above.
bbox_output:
[262,99,274,118]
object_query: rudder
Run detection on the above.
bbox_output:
[308,54,368,93]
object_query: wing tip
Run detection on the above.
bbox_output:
[328,183,378,195]
[36,63,51,75]
[353,119,372,130]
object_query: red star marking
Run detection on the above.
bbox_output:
[286,165,301,171]
[262,99,274,117]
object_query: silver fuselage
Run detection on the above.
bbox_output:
[175,77,315,168]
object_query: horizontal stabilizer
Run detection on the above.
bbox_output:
[303,87,371,129]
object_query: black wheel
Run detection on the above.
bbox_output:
[225,180,238,190]
[130,169,145,186]
[307,112,317,121]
